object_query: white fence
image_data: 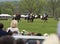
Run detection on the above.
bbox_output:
[13,35,47,44]
[12,35,47,40]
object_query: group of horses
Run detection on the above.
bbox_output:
[26,14,48,22]
[12,14,48,22]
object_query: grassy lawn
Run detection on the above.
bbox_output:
[0,18,58,34]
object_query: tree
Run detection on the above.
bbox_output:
[19,0,46,15]
[46,0,60,18]
[19,0,36,14]
[1,2,15,15]
[1,8,13,15]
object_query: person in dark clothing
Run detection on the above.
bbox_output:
[31,15,34,22]
[0,36,15,44]
[36,33,42,36]
[0,23,8,37]
[15,13,21,22]
[16,39,25,44]
[36,33,43,44]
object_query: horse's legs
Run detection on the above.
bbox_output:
[40,18,44,23]
[27,18,30,22]
[30,18,33,22]
[44,19,48,23]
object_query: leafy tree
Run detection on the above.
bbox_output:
[1,2,15,15]
[19,0,46,15]
[46,0,60,18]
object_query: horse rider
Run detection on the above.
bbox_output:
[15,13,21,22]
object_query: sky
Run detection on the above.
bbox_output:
[0,0,20,2]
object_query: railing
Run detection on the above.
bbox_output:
[12,35,47,44]
[12,35,47,40]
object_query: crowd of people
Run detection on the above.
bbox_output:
[0,19,43,44]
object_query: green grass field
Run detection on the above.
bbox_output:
[0,18,58,34]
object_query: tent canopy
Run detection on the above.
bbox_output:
[0,14,11,16]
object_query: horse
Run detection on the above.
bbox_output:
[40,15,48,22]
[27,15,34,22]
[15,14,21,22]
[12,14,21,22]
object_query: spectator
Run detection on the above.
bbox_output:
[26,39,37,44]
[16,39,25,44]
[21,30,26,35]
[0,37,3,44]
[27,32,31,36]
[42,34,60,44]
[57,21,60,40]
[0,23,8,37]
[36,33,43,44]
[26,32,38,44]
[31,32,36,36]
[43,33,48,37]
[0,36,15,44]
[7,20,20,35]
[36,33,42,36]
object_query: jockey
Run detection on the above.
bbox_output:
[43,13,46,17]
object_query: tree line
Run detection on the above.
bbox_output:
[0,0,60,20]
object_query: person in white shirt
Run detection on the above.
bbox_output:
[43,13,46,17]
[7,20,20,35]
